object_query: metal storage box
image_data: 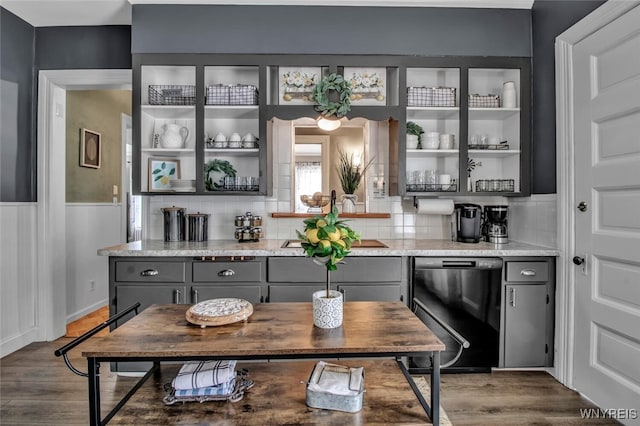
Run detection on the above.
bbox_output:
[306,361,364,413]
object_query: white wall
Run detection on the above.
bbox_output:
[65,204,121,322]
[509,194,558,247]
[0,203,39,357]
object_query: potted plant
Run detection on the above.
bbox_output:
[297,203,360,328]
[406,121,424,149]
[336,148,374,213]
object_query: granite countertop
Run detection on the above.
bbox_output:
[98,239,558,257]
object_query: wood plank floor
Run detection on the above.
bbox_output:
[1,309,618,425]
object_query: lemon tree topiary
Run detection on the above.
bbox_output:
[297,206,360,297]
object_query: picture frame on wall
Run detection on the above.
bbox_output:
[343,67,386,106]
[279,67,321,105]
[149,158,181,192]
[80,128,101,168]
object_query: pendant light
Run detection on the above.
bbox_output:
[316,116,342,131]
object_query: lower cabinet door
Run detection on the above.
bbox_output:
[191,285,262,304]
[337,284,401,302]
[503,284,547,367]
[269,285,325,302]
[113,284,186,372]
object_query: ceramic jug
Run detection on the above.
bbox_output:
[160,123,189,149]
[341,194,357,213]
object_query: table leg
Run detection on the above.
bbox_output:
[431,351,440,426]
[87,357,101,426]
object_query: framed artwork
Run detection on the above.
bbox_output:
[80,128,101,168]
[148,158,181,191]
[279,67,321,105]
[343,67,386,105]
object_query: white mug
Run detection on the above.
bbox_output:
[439,134,454,149]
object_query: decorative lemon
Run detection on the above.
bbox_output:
[335,239,346,248]
[160,176,170,186]
[305,228,320,244]
[318,239,332,254]
[316,219,327,228]
[327,229,341,241]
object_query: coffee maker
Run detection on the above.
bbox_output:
[483,205,509,244]
[454,203,482,243]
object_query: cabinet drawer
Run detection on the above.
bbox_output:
[339,257,402,283]
[268,258,325,282]
[337,284,401,302]
[505,261,549,282]
[269,284,325,302]
[191,285,262,304]
[193,261,262,283]
[115,261,186,283]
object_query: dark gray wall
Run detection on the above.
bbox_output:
[35,26,131,70]
[132,5,532,56]
[531,0,605,194]
[1,8,35,202]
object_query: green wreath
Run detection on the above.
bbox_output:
[313,73,352,118]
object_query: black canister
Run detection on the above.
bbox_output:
[187,213,210,241]
[161,206,186,242]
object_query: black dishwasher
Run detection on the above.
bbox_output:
[410,257,503,373]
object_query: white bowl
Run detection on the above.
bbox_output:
[229,132,242,142]
[228,140,242,148]
[243,132,256,142]
[214,132,226,142]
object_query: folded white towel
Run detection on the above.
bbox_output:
[172,360,237,390]
[173,378,235,397]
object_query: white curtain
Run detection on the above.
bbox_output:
[295,162,322,212]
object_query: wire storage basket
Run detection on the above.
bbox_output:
[475,179,515,192]
[407,87,456,107]
[468,94,500,108]
[148,85,196,105]
[206,84,259,105]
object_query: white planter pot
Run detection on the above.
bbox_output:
[312,290,343,329]
[406,134,419,149]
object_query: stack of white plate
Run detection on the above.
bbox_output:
[170,179,195,192]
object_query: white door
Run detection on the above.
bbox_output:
[573,5,640,422]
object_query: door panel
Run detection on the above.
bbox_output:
[504,284,547,367]
[573,4,640,416]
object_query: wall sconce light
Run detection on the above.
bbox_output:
[316,116,342,131]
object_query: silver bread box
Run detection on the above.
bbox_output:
[306,361,364,413]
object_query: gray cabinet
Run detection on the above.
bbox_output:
[191,259,264,303]
[500,258,555,368]
[267,257,405,302]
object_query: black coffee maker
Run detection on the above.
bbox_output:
[482,205,509,244]
[454,203,482,243]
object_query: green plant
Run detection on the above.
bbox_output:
[406,121,424,148]
[297,206,361,296]
[204,159,236,191]
[335,148,375,194]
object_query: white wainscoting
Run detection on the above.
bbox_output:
[0,203,39,357]
[65,203,122,322]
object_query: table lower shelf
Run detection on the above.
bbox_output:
[109,359,433,425]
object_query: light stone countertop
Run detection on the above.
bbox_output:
[98,239,558,257]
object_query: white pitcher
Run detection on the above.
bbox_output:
[160,123,189,149]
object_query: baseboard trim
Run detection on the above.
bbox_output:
[1,328,40,358]
[66,298,109,324]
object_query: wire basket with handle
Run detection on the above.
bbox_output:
[148,85,196,105]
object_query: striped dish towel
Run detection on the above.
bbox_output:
[172,360,237,390]
[173,378,236,397]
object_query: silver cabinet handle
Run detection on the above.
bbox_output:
[218,269,235,277]
[192,289,199,304]
[510,288,516,307]
[173,289,182,304]
[140,269,159,277]
[339,288,346,302]
[520,269,536,277]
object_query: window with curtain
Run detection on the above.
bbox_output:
[295,161,322,212]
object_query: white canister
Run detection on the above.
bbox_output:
[502,81,517,108]
[439,134,454,149]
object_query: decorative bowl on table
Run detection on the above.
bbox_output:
[300,193,330,213]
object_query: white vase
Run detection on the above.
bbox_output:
[502,81,517,108]
[341,194,357,213]
[406,134,419,149]
[312,290,343,329]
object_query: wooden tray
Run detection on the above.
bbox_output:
[186,298,253,328]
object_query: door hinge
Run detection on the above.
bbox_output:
[546,294,549,304]
[545,344,548,354]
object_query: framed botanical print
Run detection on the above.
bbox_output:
[148,158,181,191]
[279,67,321,105]
[343,67,386,106]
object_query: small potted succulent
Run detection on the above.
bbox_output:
[297,202,360,328]
[406,121,424,149]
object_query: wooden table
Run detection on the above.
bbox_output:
[80,302,445,425]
